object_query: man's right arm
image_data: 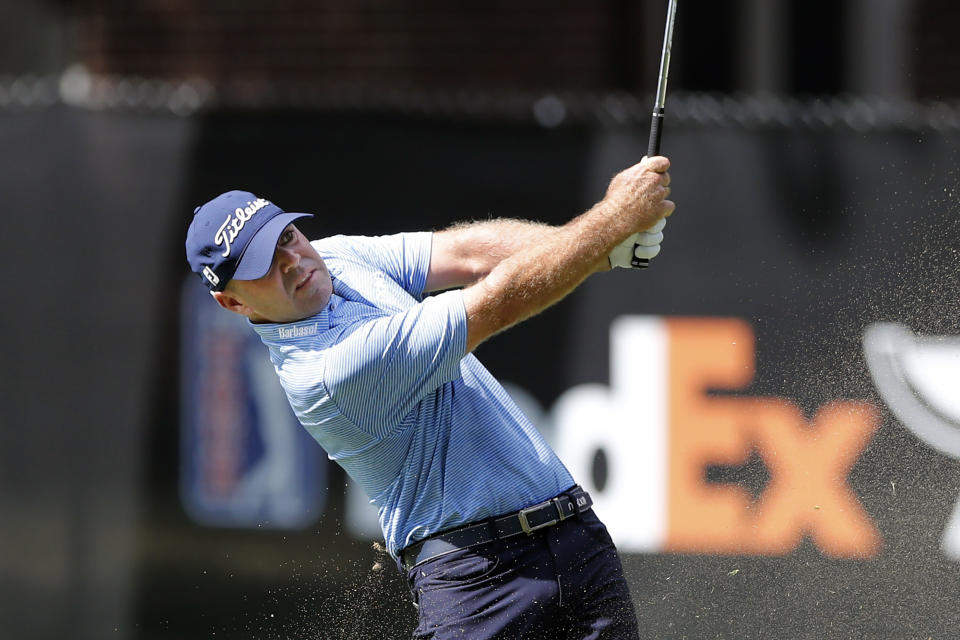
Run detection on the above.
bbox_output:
[460,156,674,352]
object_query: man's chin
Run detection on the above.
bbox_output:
[290,294,331,323]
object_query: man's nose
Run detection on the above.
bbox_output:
[277,247,301,272]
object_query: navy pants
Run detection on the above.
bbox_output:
[403,509,640,639]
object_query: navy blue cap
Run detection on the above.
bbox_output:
[185,190,312,291]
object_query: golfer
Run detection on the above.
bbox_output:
[185,156,675,639]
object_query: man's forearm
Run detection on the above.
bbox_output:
[459,156,674,352]
[461,202,635,351]
[426,218,554,292]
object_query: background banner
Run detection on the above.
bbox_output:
[2,108,958,639]
[170,111,960,638]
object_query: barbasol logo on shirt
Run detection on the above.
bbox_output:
[278,324,318,339]
[214,198,271,258]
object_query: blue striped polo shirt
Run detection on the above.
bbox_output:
[251,232,574,556]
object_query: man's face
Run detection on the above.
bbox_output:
[214,224,332,323]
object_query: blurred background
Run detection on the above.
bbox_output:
[2,1,959,638]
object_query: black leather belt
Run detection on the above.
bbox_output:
[400,486,593,572]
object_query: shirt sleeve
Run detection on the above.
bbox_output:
[324,289,468,438]
[315,232,432,299]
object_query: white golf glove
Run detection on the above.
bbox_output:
[608,218,666,269]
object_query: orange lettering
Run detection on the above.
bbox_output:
[664,318,881,557]
[749,400,881,557]
[666,318,756,553]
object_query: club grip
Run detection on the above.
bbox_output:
[637,107,666,270]
[647,108,665,157]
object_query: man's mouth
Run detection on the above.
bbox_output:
[294,270,315,291]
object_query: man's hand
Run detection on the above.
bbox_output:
[601,156,674,238]
[461,155,676,352]
[608,218,666,269]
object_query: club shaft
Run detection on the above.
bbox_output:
[647,0,678,158]
[635,0,678,268]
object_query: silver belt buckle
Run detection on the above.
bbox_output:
[518,500,559,534]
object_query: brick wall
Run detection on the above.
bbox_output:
[72,0,960,101]
[913,0,960,99]
[75,0,649,93]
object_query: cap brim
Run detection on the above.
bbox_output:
[231,212,314,281]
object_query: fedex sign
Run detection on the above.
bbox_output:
[553,316,881,558]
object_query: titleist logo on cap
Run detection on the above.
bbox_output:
[215,198,271,258]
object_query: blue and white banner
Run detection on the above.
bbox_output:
[179,278,326,529]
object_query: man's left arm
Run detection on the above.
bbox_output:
[426,219,561,292]
[425,214,666,292]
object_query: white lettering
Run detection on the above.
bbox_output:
[553,316,668,552]
[213,198,271,258]
[202,266,220,286]
[278,324,318,339]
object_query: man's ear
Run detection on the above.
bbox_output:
[211,290,253,318]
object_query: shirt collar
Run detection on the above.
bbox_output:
[249,294,341,342]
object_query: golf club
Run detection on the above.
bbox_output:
[633,0,678,268]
